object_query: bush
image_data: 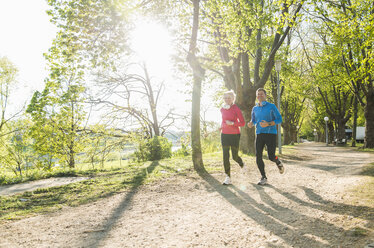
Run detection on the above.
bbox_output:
[133,136,172,162]
[173,143,191,157]
[201,131,221,153]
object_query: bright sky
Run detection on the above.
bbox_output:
[0,0,57,112]
[0,1,220,126]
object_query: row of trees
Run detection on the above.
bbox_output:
[183,0,373,170]
[0,0,372,175]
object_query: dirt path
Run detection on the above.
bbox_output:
[0,177,89,196]
[1,143,373,248]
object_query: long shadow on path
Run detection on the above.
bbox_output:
[198,170,370,247]
[81,161,159,248]
[271,185,374,228]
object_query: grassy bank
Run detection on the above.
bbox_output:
[1,144,372,223]
[0,152,237,221]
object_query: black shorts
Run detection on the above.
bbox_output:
[221,133,241,147]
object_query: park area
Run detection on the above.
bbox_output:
[0,0,374,247]
[0,142,373,247]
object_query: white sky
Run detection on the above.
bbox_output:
[0,0,57,112]
[0,1,220,126]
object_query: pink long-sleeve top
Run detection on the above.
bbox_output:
[220,104,245,134]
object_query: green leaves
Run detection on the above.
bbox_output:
[46,0,130,69]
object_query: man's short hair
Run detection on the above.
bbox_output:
[256,88,267,95]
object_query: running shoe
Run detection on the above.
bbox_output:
[222,175,232,185]
[258,177,267,185]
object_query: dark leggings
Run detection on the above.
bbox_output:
[255,133,280,178]
[221,133,244,177]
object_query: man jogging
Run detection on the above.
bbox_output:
[248,88,284,185]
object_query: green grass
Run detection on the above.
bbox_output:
[0,159,135,186]
[0,145,298,222]
[345,141,374,153]
[347,162,374,208]
[0,157,197,221]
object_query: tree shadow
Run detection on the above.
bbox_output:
[298,163,342,172]
[197,170,366,247]
[360,163,374,177]
[81,161,159,248]
[266,185,374,231]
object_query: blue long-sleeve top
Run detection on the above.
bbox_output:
[251,101,282,134]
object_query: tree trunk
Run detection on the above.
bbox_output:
[352,95,358,147]
[328,122,334,144]
[364,90,374,148]
[284,125,296,145]
[187,0,205,172]
[191,74,204,171]
[68,142,75,168]
[336,119,347,141]
[69,100,75,168]
[17,163,22,177]
[283,123,290,145]
[143,64,160,136]
[239,107,255,154]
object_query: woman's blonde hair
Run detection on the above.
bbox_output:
[223,90,236,102]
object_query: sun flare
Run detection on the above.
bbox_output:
[131,21,172,75]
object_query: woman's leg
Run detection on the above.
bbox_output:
[231,134,243,167]
[221,134,231,177]
[222,146,231,176]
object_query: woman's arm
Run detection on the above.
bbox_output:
[233,106,245,127]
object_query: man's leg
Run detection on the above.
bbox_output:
[255,134,267,178]
[266,134,284,174]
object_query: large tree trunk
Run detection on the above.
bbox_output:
[239,107,255,154]
[187,0,205,172]
[336,119,347,142]
[191,72,204,171]
[364,90,374,148]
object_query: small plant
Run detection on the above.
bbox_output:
[350,227,368,237]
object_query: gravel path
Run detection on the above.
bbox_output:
[0,143,373,248]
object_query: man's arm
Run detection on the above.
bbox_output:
[273,105,282,124]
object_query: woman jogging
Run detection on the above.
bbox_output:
[220,90,245,185]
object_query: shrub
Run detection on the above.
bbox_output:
[133,136,172,162]
[173,143,191,157]
[201,131,221,153]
